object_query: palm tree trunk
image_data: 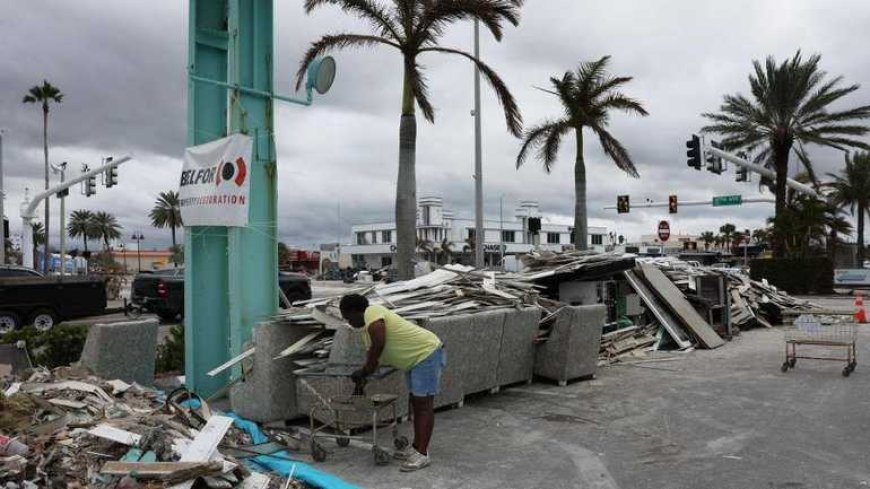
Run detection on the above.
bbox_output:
[772,144,791,258]
[83,237,88,253]
[858,205,866,265]
[395,68,417,280]
[573,128,588,250]
[171,225,178,265]
[43,107,50,273]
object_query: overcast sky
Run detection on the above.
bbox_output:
[2,0,870,250]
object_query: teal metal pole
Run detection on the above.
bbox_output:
[185,0,277,396]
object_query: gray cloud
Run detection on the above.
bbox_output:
[3,0,870,252]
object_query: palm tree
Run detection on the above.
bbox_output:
[31,221,46,268]
[297,0,524,279]
[719,223,736,250]
[702,51,870,257]
[517,56,648,249]
[827,151,870,265]
[416,236,435,263]
[436,238,454,265]
[92,211,122,250]
[149,191,183,264]
[771,196,851,257]
[67,209,98,253]
[23,80,64,273]
[700,231,715,251]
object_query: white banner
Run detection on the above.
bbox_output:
[179,134,252,227]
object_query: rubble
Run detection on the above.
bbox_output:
[0,367,309,489]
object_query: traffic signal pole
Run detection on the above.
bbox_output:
[703,145,822,198]
[20,156,132,269]
[603,196,775,211]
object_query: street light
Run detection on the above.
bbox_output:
[131,232,144,271]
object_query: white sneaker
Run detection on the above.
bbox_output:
[393,445,413,460]
[400,448,431,472]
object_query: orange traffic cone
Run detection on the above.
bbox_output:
[855,293,867,324]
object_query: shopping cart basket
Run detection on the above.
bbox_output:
[782,314,858,377]
[296,365,409,465]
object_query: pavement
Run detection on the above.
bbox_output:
[312,315,870,488]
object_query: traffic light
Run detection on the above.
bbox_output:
[106,167,118,188]
[528,217,541,234]
[616,195,630,214]
[668,194,678,214]
[686,135,701,170]
[735,166,748,182]
[706,140,724,174]
[85,175,97,196]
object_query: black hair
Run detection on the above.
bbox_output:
[339,294,369,313]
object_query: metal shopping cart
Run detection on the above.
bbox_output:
[781,314,858,377]
[296,365,409,465]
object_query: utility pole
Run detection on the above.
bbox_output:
[0,130,5,265]
[473,20,484,269]
[499,194,504,271]
[51,161,68,276]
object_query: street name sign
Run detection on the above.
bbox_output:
[712,195,742,206]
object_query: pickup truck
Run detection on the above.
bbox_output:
[131,268,312,321]
[0,265,107,334]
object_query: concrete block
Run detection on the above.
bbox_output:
[460,310,504,395]
[327,326,367,365]
[230,321,316,423]
[79,319,158,386]
[534,305,605,384]
[295,372,409,426]
[497,307,540,386]
[420,315,465,408]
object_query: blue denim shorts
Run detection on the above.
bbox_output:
[406,347,446,397]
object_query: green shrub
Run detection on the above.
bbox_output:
[156,324,184,374]
[750,257,834,295]
[0,324,89,369]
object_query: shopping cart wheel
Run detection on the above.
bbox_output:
[394,435,409,450]
[337,436,351,447]
[311,440,328,462]
[373,446,391,465]
[788,358,796,368]
[781,362,790,372]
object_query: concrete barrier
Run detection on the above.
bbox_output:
[497,307,540,386]
[79,319,158,386]
[420,315,468,408]
[230,321,317,422]
[534,305,605,385]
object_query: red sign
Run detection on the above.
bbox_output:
[657,220,671,242]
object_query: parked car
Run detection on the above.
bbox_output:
[0,266,107,334]
[130,268,312,322]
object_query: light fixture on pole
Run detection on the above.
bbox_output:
[131,232,144,271]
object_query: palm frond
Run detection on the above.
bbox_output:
[516,119,568,170]
[420,46,522,135]
[416,0,521,44]
[593,125,639,177]
[598,93,649,117]
[304,0,403,41]
[295,34,398,90]
[406,57,435,121]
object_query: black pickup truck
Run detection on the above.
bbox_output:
[0,265,107,334]
[131,268,312,321]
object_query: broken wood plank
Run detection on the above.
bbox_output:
[100,461,223,481]
[88,424,142,446]
[623,270,694,349]
[207,348,256,377]
[639,264,725,349]
[48,398,88,409]
[169,415,234,489]
[274,331,323,360]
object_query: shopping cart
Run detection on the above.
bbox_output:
[781,315,858,377]
[296,365,409,465]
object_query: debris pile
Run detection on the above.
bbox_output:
[517,250,637,281]
[0,367,303,488]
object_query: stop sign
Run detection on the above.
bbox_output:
[657,220,671,242]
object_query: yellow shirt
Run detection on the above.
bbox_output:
[362,304,441,371]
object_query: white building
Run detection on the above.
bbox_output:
[342,197,608,269]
